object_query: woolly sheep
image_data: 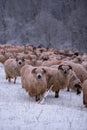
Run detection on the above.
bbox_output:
[20,64,31,89]
[82,80,87,107]
[41,59,61,67]
[21,65,47,101]
[4,57,25,84]
[62,61,87,83]
[40,64,72,98]
[81,61,87,70]
[67,71,82,94]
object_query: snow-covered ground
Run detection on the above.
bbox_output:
[0,63,87,130]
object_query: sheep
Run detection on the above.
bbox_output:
[82,80,87,107]
[4,57,25,84]
[81,53,87,61]
[21,65,38,91]
[62,61,87,83]
[39,51,54,60]
[41,59,61,67]
[0,50,14,64]
[71,55,83,64]
[35,60,43,66]
[0,54,7,64]
[67,71,82,94]
[40,64,72,98]
[20,64,31,89]
[0,51,8,64]
[20,64,30,77]
[21,65,47,101]
[25,59,36,66]
[81,61,87,70]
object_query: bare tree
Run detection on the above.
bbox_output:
[0,0,8,44]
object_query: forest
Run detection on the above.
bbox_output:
[0,0,87,52]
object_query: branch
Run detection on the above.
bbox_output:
[39,85,53,104]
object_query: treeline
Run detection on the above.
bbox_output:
[0,0,87,52]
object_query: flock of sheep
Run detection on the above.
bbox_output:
[0,44,87,107]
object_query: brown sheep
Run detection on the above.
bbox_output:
[71,55,83,64]
[82,80,87,107]
[20,64,31,89]
[41,59,61,67]
[81,61,87,70]
[67,71,82,94]
[40,64,72,98]
[62,61,87,83]
[0,50,13,64]
[4,57,25,84]
[21,65,47,101]
[0,54,7,64]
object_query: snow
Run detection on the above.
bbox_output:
[0,63,87,130]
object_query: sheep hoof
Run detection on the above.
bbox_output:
[36,95,40,101]
[67,88,70,92]
[55,92,59,98]
[14,77,16,84]
[84,103,87,107]
[55,95,59,98]
[83,99,86,105]
[8,78,11,83]
[76,89,81,95]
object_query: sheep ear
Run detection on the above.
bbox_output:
[16,57,18,61]
[58,64,63,70]
[1,51,6,55]
[22,57,25,62]
[32,68,37,73]
[42,68,46,73]
[69,65,72,70]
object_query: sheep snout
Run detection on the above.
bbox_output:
[18,61,22,65]
[37,74,42,79]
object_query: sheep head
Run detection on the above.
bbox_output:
[32,67,46,79]
[16,57,25,67]
[58,64,72,75]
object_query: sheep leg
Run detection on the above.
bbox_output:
[8,77,11,83]
[83,94,85,105]
[85,104,87,107]
[14,77,17,84]
[36,95,40,101]
[67,87,70,92]
[55,90,59,98]
[84,95,87,107]
[76,88,81,95]
[6,75,11,83]
[75,84,81,95]
[6,75,8,80]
